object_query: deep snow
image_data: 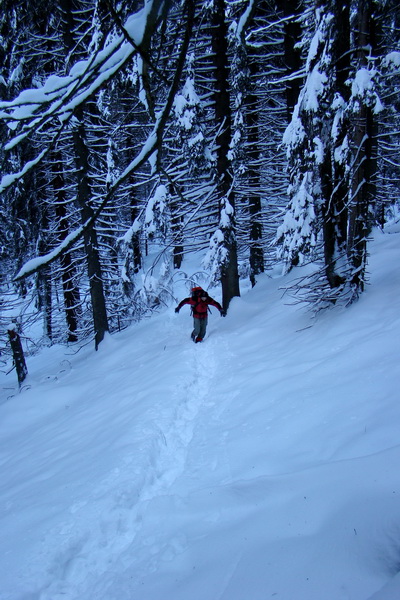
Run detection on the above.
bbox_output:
[1,228,400,600]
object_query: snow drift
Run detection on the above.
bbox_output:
[1,228,400,600]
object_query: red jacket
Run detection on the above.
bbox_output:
[177,295,222,319]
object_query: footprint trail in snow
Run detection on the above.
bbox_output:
[33,330,227,600]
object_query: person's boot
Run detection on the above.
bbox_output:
[195,336,203,343]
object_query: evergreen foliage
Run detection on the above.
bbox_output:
[0,0,399,362]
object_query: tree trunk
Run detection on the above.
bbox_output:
[170,183,184,270]
[130,202,142,275]
[247,58,264,287]
[59,0,108,348]
[322,0,351,289]
[35,193,52,341]
[72,110,109,349]
[278,0,304,123]
[348,0,376,293]
[36,237,53,342]
[212,0,240,311]
[8,327,28,386]
[52,154,81,342]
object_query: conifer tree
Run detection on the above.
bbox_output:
[208,0,240,311]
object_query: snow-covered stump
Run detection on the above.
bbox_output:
[7,325,28,386]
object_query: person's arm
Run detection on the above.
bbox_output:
[208,297,224,314]
[175,297,192,312]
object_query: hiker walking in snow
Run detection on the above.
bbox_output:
[175,287,225,343]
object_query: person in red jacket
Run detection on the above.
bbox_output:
[175,286,225,342]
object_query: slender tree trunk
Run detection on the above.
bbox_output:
[36,229,53,342]
[234,0,265,287]
[59,0,108,348]
[130,203,142,275]
[52,155,81,342]
[322,0,350,289]
[35,189,52,341]
[121,193,142,299]
[278,0,304,123]
[72,110,109,349]
[169,183,184,269]
[212,0,240,311]
[121,127,142,298]
[247,58,264,287]
[348,0,376,293]
[8,327,28,386]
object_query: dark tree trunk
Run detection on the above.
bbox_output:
[121,191,142,299]
[247,58,264,287]
[212,0,240,311]
[131,205,142,275]
[52,155,81,342]
[348,0,376,293]
[277,0,304,122]
[36,247,53,341]
[322,0,351,289]
[72,110,109,349]
[35,195,53,341]
[59,0,108,348]
[212,0,231,193]
[170,183,184,270]
[173,235,184,270]
[8,327,28,386]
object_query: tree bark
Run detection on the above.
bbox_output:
[212,0,240,311]
[52,154,81,342]
[278,0,304,123]
[169,183,184,270]
[348,0,376,293]
[8,327,28,386]
[72,110,109,349]
[322,0,351,289]
[36,198,53,341]
[247,58,265,287]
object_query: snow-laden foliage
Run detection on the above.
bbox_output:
[277,7,333,271]
[0,6,151,143]
[203,198,235,284]
[0,0,399,354]
[350,67,383,114]
[382,51,400,70]
[171,55,213,174]
[276,172,317,268]
[227,17,247,171]
[145,183,169,241]
[173,74,200,131]
[277,0,387,300]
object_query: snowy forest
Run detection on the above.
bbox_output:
[0,0,399,363]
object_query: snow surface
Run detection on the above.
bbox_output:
[1,229,400,600]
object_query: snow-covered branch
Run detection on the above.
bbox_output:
[13,0,195,282]
[0,0,167,192]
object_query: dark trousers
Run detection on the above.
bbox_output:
[192,316,207,339]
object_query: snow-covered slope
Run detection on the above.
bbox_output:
[1,229,400,600]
